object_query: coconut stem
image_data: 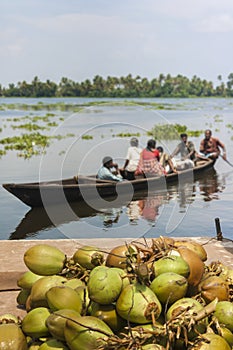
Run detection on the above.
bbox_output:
[193,297,218,322]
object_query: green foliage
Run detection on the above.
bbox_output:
[81,134,93,140]
[11,123,46,131]
[114,132,141,138]
[148,123,202,140]
[1,73,233,97]
[0,149,6,157]
[214,115,223,122]
[188,130,203,137]
[0,129,75,158]
[226,124,233,130]
[47,122,58,127]
[148,124,185,140]
[0,133,49,158]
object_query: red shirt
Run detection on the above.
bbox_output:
[141,148,159,160]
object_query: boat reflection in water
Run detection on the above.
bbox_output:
[9,168,224,240]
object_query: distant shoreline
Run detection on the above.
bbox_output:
[0,73,233,98]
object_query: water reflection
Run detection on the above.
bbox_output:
[198,168,225,201]
[9,168,224,240]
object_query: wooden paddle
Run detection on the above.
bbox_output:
[220,154,233,168]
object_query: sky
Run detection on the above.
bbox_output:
[1,0,233,86]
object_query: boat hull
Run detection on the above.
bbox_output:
[2,159,215,208]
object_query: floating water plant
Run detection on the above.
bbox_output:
[226,124,233,130]
[11,123,47,131]
[114,132,141,138]
[214,115,223,122]
[0,150,6,157]
[0,133,52,158]
[47,122,58,127]
[148,123,202,140]
[81,135,93,140]
[0,100,196,114]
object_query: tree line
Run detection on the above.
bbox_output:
[1,73,233,98]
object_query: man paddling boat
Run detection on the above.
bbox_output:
[199,129,227,160]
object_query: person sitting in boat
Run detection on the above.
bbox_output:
[170,133,195,170]
[157,146,177,174]
[122,137,142,180]
[199,129,227,160]
[135,139,165,177]
[97,156,123,182]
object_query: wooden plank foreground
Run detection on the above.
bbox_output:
[0,237,233,318]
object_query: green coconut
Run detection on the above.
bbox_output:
[24,244,66,276]
[214,301,233,332]
[153,255,190,278]
[46,309,81,341]
[74,286,90,315]
[166,297,204,320]
[150,272,188,304]
[30,276,67,309]
[105,244,139,269]
[17,271,43,290]
[38,339,68,349]
[90,303,126,332]
[111,267,130,289]
[220,327,233,347]
[72,245,104,270]
[166,297,207,341]
[116,282,162,324]
[46,286,83,313]
[64,278,84,289]
[0,323,28,350]
[64,315,113,350]
[87,266,123,305]
[189,333,231,349]
[174,240,207,261]
[22,307,51,338]
[17,289,31,306]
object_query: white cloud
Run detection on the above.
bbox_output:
[7,44,23,55]
[196,14,233,33]
[0,28,26,57]
[1,0,233,85]
[139,0,233,20]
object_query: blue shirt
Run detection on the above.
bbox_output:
[97,166,123,181]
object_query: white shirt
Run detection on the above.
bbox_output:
[97,166,123,181]
[125,146,142,172]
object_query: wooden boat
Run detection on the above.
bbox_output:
[9,167,220,240]
[2,159,215,208]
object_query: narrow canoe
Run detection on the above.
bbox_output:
[2,159,215,208]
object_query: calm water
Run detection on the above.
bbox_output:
[0,97,233,240]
